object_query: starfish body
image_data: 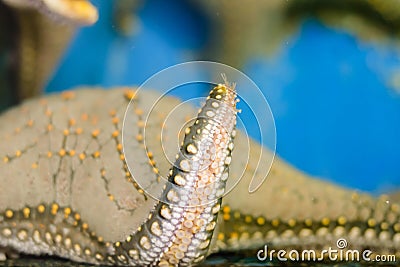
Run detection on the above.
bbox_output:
[0,87,398,265]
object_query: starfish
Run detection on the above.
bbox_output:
[1,0,98,25]
[0,86,398,266]
[0,0,97,111]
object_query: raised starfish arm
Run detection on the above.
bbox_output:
[111,83,238,266]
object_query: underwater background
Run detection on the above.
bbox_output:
[45,0,400,194]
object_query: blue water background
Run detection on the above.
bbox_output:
[45,0,400,194]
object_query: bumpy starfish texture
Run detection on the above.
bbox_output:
[0,87,399,265]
